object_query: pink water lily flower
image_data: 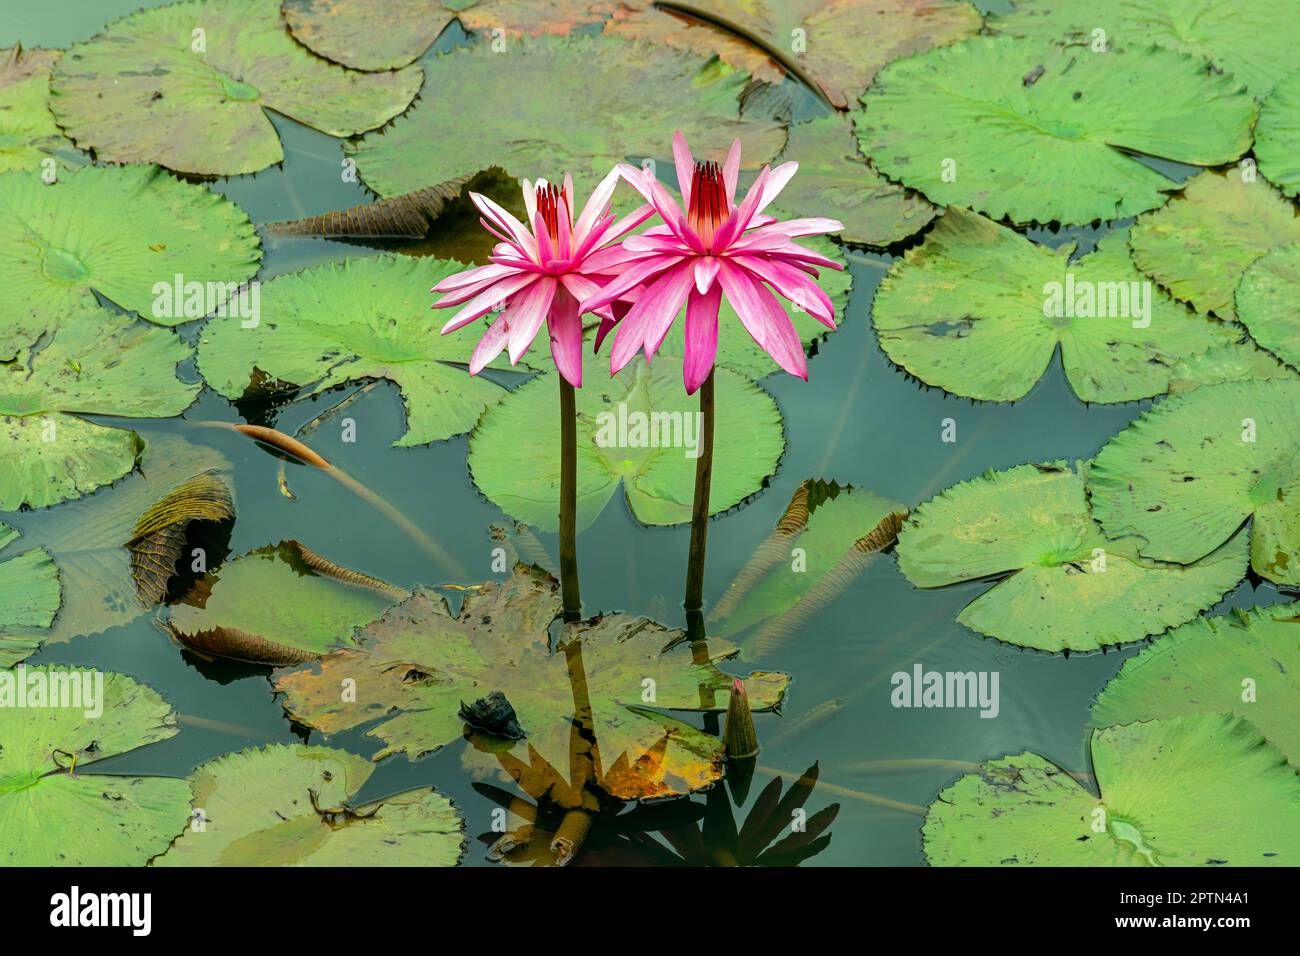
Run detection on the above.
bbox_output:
[580,131,845,393]
[433,168,652,387]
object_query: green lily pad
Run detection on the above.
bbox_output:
[1235,243,1300,370]
[0,306,199,510]
[1128,167,1300,321]
[49,0,423,176]
[283,0,610,71]
[1167,339,1300,393]
[923,713,1300,866]
[0,164,261,356]
[872,207,1233,403]
[274,562,790,801]
[856,38,1255,225]
[897,462,1248,651]
[1,434,231,652]
[166,540,406,665]
[0,524,60,668]
[988,0,1300,99]
[346,33,786,197]
[156,744,465,866]
[1092,605,1300,764]
[772,115,934,247]
[1254,68,1300,198]
[710,479,907,655]
[197,255,514,447]
[0,46,80,174]
[469,349,785,533]
[0,668,191,866]
[605,0,982,110]
[1088,379,1300,586]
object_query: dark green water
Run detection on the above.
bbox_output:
[6,0,1289,866]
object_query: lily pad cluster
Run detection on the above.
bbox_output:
[0,46,80,173]
[896,462,1247,651]
[274,562,790,801]
[856,38,1255,225]
[49,0,423,176]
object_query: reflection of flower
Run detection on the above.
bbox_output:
[432,170,651,386]
[582,131,845,393]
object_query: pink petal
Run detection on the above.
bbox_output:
[694,257,720,294]
[717,261,806,379]
[641,262,697,361]
[672,130,695,208]
[505,276,558,365]
[749,216,845,238]
[469,314,511,375]
[722,138,742,208]
[713,166,771,251]
[683,283,723,395]
[521,179,538,234]
[433,261,518,294]
[756,161,798,216]
[582,255,684,314]
[574,166,620,246]
[547,284,583,387]
[440,272,537,333]
[433,267,526,308]
[471,192,536,258]
[612,262,693,372]
[733,254,835,328]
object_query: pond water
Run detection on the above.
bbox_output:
[8,0,1292,867]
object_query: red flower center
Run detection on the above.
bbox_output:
[687,160,726,245]
[536,182,568,244]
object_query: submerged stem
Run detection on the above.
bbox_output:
[558,376,581,620]
[684,369,716,612]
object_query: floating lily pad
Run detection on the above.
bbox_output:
[284,0,611,70]
[872,207,1233,402]
[770,116,934,246]
[1092,605,1300,764]
[1,434,231,651]
[856,38,1255,225]
[989,0,1300,99]
[1256,72,1300,199]
[0,668,191,866]
[198,255,520,447]
[711,480,907,655]
[469,349,785,532]
[346,34,786,197]
[897,462,1248,651]
[1088,379,1300,586]
[0,306,199,510]
[0,524,60,667]
[605,0,981,110]
[156,744,465,866]
[167,540,406,665]
[1128,168,1300,321]
[49,0,423,176]
[924,713,1300,865]
[0,46,80,173]
[274,563,790,801]
[1235,243,1300,370]
[0,164,261,355]
[1167,339,1300,393]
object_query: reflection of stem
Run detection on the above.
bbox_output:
[194,421,465,579]
[683,370,715,612]
[558,377,581,620]
[758,766,925,816]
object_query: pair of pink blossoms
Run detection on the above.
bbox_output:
[432,132,845,394]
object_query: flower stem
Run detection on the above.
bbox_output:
[684,369,716,612]
[559,376,581,620]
